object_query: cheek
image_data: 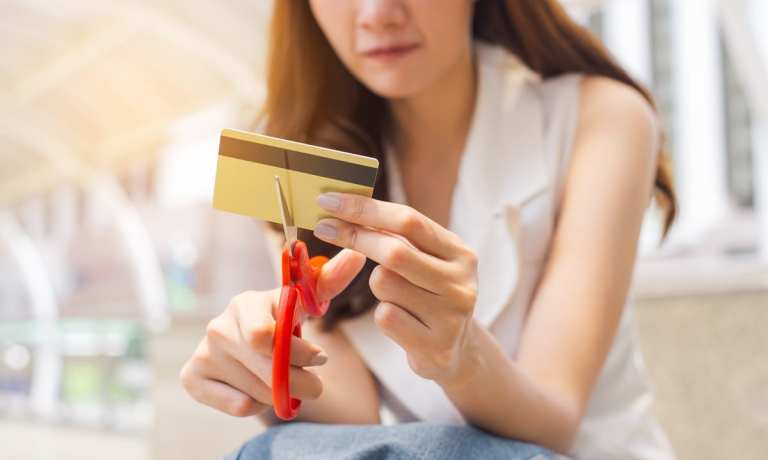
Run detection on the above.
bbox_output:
[418,1,474,63]
[309,0,355,61]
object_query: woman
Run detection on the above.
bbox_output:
[181,1,678,459]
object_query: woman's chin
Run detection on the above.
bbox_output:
[360,75,429,101]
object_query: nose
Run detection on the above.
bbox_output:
[357,0,407,32]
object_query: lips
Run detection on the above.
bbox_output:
[362,43,420,59]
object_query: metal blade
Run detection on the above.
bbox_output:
[274,175,296,256]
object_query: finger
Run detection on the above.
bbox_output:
[216,308,328,399]
[287,365,323,400]
[222,344,324,400]
[236,320,328,368]
[202,352,272,404]
[226,290,274,354]
[368,265,438,328]
[315,248,367,301]
[183,373,267,417]
[314,218,452,294]
[201,342,323,401]
[373,301,429,350]
[229,292,327,365]
[316,193,463,259]
[212,322,327,370]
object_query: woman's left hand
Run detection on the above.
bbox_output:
[313,192,480,387]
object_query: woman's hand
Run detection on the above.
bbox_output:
[314,192,480,387]
[180,248,366,417]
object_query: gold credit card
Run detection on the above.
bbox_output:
[213,128,379,230]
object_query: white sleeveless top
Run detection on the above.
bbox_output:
[339,42,676,460]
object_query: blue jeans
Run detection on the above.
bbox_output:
[226,422,555,460]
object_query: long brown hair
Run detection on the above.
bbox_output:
[258,0,677,330]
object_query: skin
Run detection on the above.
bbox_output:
[181,0,660,454]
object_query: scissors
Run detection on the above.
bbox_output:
[271,176,330,420]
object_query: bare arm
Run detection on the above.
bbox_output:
[440,76,661,452]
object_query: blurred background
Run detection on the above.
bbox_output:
[0,0,766,459]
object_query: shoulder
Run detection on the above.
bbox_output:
[577,76,660,158]
[516,72,660,186]
[533,74,661,222]
[536,74,658,140]
[564,75,660,201]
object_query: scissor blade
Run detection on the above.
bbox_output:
[274,175,297,254]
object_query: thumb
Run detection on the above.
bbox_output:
[316,249,366,301]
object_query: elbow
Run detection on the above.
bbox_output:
[352,413,382,425]
[544,398,584,455]
[549,413,580,455]
[339,406,382,425]
[464,400,582,455]
[477,393,584,454]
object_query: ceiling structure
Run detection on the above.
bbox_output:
[0,0,271,207]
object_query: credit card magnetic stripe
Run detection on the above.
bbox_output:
[218,133,378,186]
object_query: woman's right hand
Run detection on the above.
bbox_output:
[180,248,367,417]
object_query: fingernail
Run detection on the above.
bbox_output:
[310,351,328,366]
[314,220,338,240]
[316,193,342,211]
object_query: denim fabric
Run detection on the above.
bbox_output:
[225,422,555,460]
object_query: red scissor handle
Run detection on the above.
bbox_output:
[272,285,301,419]
[272,241,328,420]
